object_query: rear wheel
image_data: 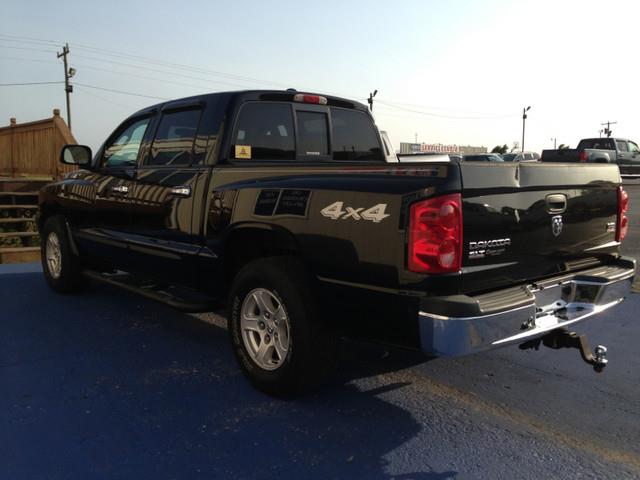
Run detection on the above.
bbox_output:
[228,256,336,396]
[41,216,84,293]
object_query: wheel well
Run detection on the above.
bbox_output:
[37,204,60,231]
[223,227,300,287]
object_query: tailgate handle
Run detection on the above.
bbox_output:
[546,194,567,213]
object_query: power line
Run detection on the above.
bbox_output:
[0,36,276,86]
[72,54,268,90]
[74,82,169,101]
[376,98,518,116]
[376,100,519,120]
[0,44,58,54]
[73,62,234,92]
[0,36,61,48]
[0,33,62,46]
[0,55,59,64]
[75,85,139,110]
[0,34,364,99]
[0,81,63,86]
[72,53,288,89]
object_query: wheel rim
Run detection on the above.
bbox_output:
[45,231,62,279]
[240,288,291,371]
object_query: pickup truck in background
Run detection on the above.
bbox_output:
[541,137,640,176]
[39,90,635,395]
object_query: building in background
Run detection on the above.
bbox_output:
[458,145,487,155]
[399,142,487,155]
[0,109,76,264]
[0,109,76,179]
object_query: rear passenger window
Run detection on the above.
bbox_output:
[616,141,628,152]
[330,108,382,161]
[233,103,295,160]
[147,109,201,166]
[296,111,329,157]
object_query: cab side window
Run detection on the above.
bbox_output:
[232,103,295,160]
[628,141,639,154]
[103,117,150,168]
[147,109,202,166]
[616,140,628,152]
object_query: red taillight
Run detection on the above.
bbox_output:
[617,186,629,242]
[408,193,463,273]
[293,93,328,105]
[579,150,589,162]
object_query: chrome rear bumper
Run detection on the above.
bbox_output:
[418,259,636,356]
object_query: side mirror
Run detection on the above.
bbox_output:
[60,145,93,167]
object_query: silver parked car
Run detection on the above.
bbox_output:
[502,151,540,162]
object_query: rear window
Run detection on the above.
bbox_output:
[296,111,329,157]
[330,107,383,161]
[147,109,201,166]
[233,103,295,160]
[231,101,383,162]
[580,139,615,150]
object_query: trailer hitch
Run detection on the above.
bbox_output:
[519,328,608,373]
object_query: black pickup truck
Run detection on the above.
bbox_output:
[39,90,635,395]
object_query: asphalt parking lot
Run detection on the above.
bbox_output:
[2,182,640,480]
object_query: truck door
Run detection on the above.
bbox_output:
[73,115,153,268]
[626,140,640,176]
[615,139,633,175]
[126,105,210,285]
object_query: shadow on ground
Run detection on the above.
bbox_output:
[1,271,453,480]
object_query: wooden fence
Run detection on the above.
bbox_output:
[0,109,77,180]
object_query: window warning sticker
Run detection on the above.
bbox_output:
[235,145,252,159]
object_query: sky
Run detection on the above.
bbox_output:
[1,0,639,154]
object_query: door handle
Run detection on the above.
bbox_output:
[111,185,129,194]
[170,186,191,198]
[545,193,567,214]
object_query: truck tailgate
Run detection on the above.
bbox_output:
[459,162,621,294]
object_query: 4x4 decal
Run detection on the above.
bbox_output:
[320,201,390,223]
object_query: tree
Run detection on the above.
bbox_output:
[558,144,570,150]
[491,144,509,154]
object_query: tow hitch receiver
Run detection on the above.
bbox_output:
[519,329,608,373]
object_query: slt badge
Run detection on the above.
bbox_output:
[551,215,563,237]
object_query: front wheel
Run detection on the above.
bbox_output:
[228,257,336,396]
[40,216,84,293]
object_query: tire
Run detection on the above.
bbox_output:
[228,256,336,396]
[40,216,84,294]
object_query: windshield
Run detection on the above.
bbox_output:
[502,153,517,161]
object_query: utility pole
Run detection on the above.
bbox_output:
[57,43,75,131]
[551,137,557,149]
[600,121,617,138]
[521,106,531,152]
[367,90,377,111]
